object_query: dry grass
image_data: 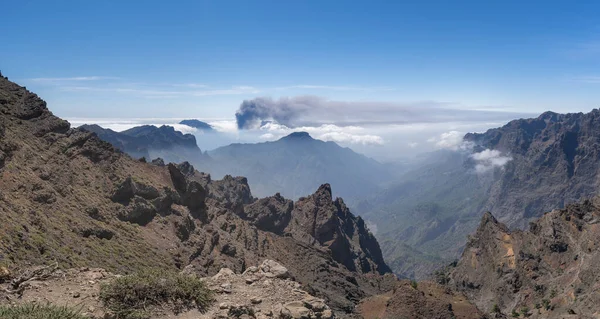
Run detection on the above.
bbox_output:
[100,269,213,318]
[0,303,88,319]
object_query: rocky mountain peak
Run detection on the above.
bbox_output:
[179,119,214,132]
[313,183,333,204]
[281,131,312,140]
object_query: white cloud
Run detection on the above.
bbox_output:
[408,142,419,148]
[435,131,464,150]
[428,130,476,151]
[208,120,239,133]
[170,124,198,134]
[470,149,512,173]
[259,133,275,140]
[258,122,384,146]
[365,220,378,235]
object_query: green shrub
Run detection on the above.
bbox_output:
[0,303,88,319]
[542,299,551,310]
[100,269,212,318]
[410,280,418,289]
[491,304,500,313]
[511,309,520,317]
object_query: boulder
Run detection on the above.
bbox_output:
[259,260,289,279]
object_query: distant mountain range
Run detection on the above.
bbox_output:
[360,109,600,279]
[203,131,393,201]
[80,124,207,164]
[81,123,394,202]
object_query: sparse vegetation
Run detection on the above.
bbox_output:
[511,309,520,317]
[542,299,551,311]
[0,303,88,319]
[491,303,500,313]
[520,306,529,317]
[100,269,213,318]
[410,280,418,289]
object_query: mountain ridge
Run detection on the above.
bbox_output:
[204,131,392,201]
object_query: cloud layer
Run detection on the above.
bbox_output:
[258,122,384,145]
[470,149,512,173]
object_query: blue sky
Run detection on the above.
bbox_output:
[2,0,600,157]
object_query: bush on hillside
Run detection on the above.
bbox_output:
[99,268,212,318]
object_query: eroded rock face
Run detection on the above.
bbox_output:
[464,109,600,227]
[242,193,293,234]
[450,198,600,318]
[286,184,390,275]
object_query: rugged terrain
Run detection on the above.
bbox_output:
[465,110,600,227]
[450,198,600,318]
[361,110,600,280]
[0,260,336,319]
[358,280,484,319]
[0,73,394,317]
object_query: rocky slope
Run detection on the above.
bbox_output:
[80,123,207,164]
[0,73,394,317]
[450,198,600,318]
[0,260,335,319]
[358,280,484,319]
[465,110,600,228]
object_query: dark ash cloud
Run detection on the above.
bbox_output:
[235,96,537,129]
[235,96,320,129]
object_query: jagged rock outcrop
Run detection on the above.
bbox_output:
[242,193,293,234]
[450,198,600,318]
[0,74,394,318]
[285,184,391,275]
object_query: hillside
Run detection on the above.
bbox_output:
[205,131,392,201]
[450,198,600,318]
[0,74,395,317]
